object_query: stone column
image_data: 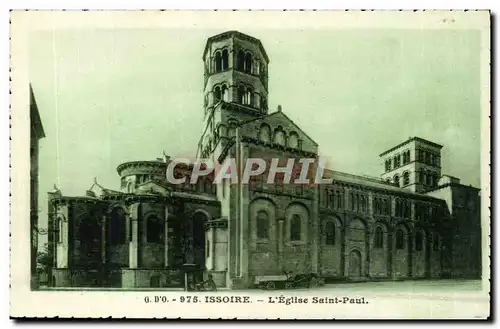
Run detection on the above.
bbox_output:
[210,226,216,270]
[164,206,169,268]
[387,229,393,278]
[229,47,234,68]
[277,219,284,267]
[239,145,250,282]
[129,218,138,269]
[365,229,370,278]
[342,222,348,278]
[310,187,319,273]
[408,230,413,278]
[129,203,140,269]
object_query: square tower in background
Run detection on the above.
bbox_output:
[380,137,443,193]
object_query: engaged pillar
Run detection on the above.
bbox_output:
[129,203,140,269]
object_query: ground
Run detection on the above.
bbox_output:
[40,279,483,292]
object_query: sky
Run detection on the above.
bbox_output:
[29,27,482,232]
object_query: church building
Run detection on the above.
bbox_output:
[46,31,481,289]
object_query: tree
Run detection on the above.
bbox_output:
[36,243,52,273]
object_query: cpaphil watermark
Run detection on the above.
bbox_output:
[165,157,333,186]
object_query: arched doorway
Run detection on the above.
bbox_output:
[192,212,206,268]
[348,249,362,278]
[346,218,367,279]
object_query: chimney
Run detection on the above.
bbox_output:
[277,105,282,112]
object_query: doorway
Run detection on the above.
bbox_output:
[348,249,362,278]
[192,212,206,269]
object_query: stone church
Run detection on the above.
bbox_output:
[46,31,482,289]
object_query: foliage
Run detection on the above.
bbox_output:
[36,243,52,272]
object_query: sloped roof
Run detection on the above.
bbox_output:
[30,84,45,139]
[202,30,269,63]
[379,137,443,157]
[240,110,318,146]
[324,169,444,201]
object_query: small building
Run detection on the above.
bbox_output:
[30,84,45,289]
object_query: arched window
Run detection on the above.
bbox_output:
[360,195,366,212]
[203,179,212,194]
[394,154,401,168]
[246,88,254,106]
[221,85,228,102]
[258,124,271,143]
[384,199,390,215]
[394,175,400,187]
[237,50,245,70]
[244,52,252,73]
[254,60,260,75]
[213,86,221,102]
[415,231,424,251]
[146,216,164,244]
[421,205,429,221]
[56,217,63,243]
[325,221,335,245]
[273,128,285,146]
[403,172,410,186]
[256,211,269,239]
[350,193,355,210]
[290,215,301,241]
[403,201,410,218]
[415,204,421,221]
[374,227,383,248]
[288,132,299,149]
[355,194,360,212]
[328,193,334,208]
[215,51,222,72]
[395,229,405,249]
[221,49,229,70]
[108,208,126,246]
[432,173,437,186]
[238,85,245,104]
[336,191,342,209]
[433,234,440,251]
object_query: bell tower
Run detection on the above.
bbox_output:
[198,31,270,159]
[202,31,269,115]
